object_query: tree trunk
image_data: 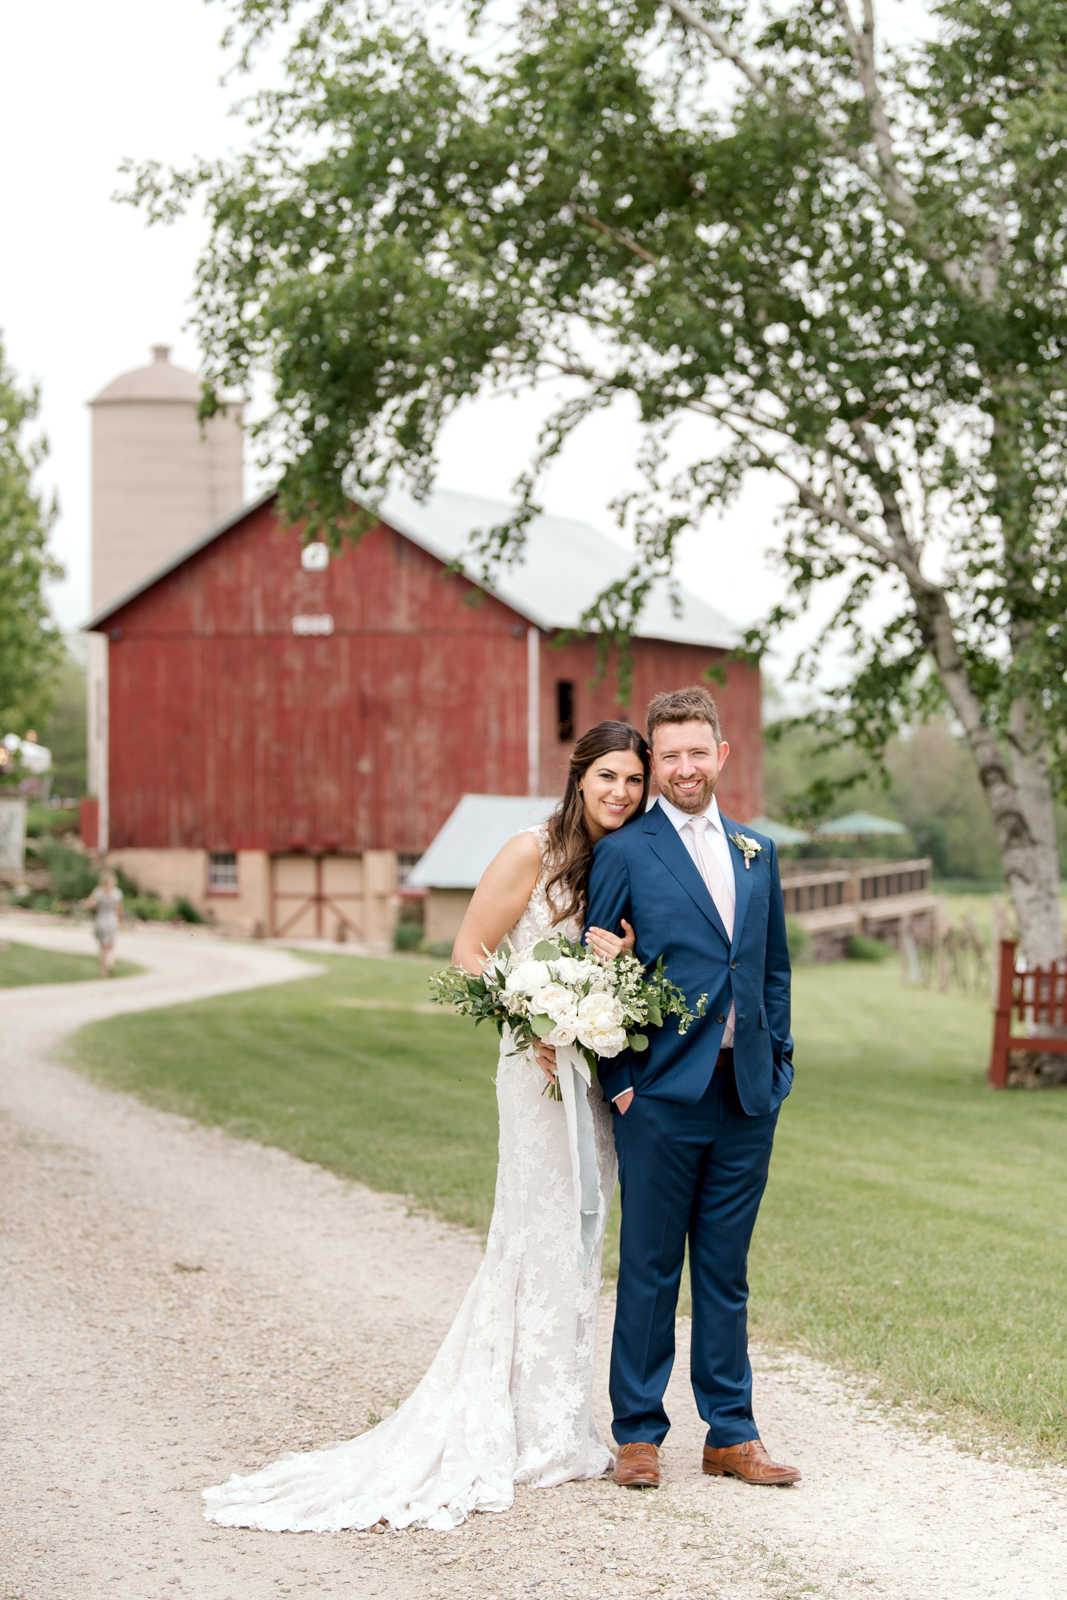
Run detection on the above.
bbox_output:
[1006,698,1064,967]
[915,587,1063,968]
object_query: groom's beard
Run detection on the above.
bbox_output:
[657,771,718,813]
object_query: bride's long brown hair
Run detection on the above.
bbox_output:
[544,720,651,925]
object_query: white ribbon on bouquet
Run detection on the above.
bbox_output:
[553,1043,601,1274]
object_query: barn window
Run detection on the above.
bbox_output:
[208,852,238,893]
[557,681,575,742]
[292,613,334,635]
[300,542,329,571]
[396,853,421,888]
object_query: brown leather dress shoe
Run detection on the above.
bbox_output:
[702,1439,800,1485]
[613,1442,661,1488]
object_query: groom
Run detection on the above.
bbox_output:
[585,685,798,1489]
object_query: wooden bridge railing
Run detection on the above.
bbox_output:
[779,858,932,919]
[989,939,1067,1088]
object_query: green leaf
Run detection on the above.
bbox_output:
[646,1002,662,1027]
[531,1013,556,1037]
[532,941,561,961]
[628,1034,648,1053]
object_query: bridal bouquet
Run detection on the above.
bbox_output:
[427,934,706,1093]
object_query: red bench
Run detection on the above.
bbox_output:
[989,940,1067,1088]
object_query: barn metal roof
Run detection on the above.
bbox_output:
[87,484,739,648]
[406,793,561,889]
[381,487,739,648]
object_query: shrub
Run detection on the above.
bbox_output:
[25,805,79,839]
[397,897,425,928]
[394,922,424,952]
[35,841,97,903]
[126,896,171,922]
[785,917,811,963]
[172,895,207,924]
[422,938,455,959]
[115,866,142,899]
[848,934,891,962]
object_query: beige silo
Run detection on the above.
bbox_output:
[89,344,244,613]
[86,346,245,844]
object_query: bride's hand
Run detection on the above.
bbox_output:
[585,920,635,962]
[535,1039,558,1083]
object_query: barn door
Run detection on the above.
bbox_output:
[270,854,365,939]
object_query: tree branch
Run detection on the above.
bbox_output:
[567,205,659,265]
[542,352,933,594]
[660,0,775,100]
[663,0,972,297]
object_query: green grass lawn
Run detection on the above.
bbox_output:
[0,938,140,987]
[71,954,502,1233]
[69,950,1067,1456]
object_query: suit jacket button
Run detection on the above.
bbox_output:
[716,1014,726,1024]
[730,960,738,969]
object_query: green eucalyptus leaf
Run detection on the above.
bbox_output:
[531,1013,556,1037]
[532,941,561,961]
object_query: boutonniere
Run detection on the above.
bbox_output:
[730,832,766,870]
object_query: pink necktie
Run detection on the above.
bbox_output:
[686,814,736,1038]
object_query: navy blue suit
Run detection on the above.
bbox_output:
[584,801,793,1447]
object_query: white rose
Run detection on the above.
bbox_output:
[584,1025,628,1058]
[577,992,623,1031]
[505,959,551,995]
[530,981,576,1020]
[547,1014,580,1047]
[576,992,626,1053]
[550,956,587,984]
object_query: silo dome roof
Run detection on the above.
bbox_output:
[90,345,204,405]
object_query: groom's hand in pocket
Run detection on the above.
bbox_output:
[613,1090,634,1115]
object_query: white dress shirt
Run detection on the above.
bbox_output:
[656,791,736,1046]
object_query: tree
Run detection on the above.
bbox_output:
[40,642,87,799]
[132,0,1067,963]
[0,335,62,761]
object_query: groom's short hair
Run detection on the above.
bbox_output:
[647,685,722,746]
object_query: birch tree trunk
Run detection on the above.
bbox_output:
[916,588,1063,969]
[1006,699,1064,967]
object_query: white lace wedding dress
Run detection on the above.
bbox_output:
[203,826,618,1533]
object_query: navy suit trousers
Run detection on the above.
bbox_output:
[610,1059,779,1448]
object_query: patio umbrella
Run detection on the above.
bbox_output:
[745,817,811,846]
[815,810,908,839]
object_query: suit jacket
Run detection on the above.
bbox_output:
[583,801,793,1115]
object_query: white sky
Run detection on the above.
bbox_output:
[1,0,934,683]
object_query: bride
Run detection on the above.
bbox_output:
[204,719,650,1532]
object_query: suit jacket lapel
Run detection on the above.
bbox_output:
[720,813,754,953]
[643,803,732,950]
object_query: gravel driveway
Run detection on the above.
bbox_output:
[1,913,1063,1600]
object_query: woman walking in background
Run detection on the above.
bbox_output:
[85,868,123,977]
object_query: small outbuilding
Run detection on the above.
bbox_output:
[407,794,560,943]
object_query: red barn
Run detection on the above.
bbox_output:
[87,488,761,938]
